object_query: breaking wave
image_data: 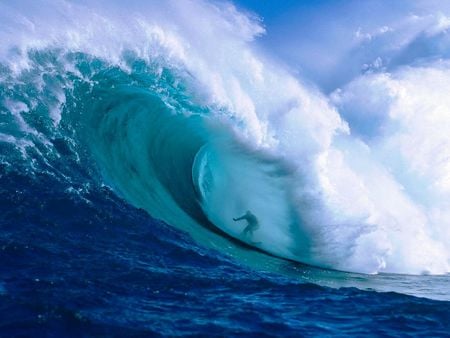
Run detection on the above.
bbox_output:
[1,0,449,275]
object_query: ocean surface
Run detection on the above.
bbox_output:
[1,1,450,336]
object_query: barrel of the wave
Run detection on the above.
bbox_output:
[192,138,310,262]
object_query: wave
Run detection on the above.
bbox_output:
[1,0,449,275]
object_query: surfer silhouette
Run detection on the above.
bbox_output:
[233,210,259,242]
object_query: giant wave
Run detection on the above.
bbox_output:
[1,0,449,275]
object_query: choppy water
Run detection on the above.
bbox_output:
[1,164,449,336]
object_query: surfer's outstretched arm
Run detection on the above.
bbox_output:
[233,215,246,221]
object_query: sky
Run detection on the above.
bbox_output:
[232,0,450,92]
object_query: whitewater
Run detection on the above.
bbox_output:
[1,0,450,280]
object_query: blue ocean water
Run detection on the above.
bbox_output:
[1,1,450,336]
[1,166,450,337]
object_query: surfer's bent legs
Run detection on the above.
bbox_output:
[233,210,259,239]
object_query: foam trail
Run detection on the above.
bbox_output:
[0,0,449,275]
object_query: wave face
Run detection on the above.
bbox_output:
[1,0,450,275]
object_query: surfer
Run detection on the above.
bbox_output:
[233,210,259,240]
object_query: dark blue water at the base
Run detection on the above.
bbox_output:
[1,167,449,337]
